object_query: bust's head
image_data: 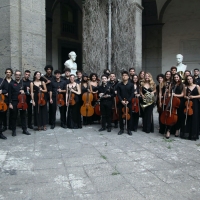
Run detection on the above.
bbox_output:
[176,54,183,64]
[69,51,77,62]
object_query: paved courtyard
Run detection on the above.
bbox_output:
[1,111,200,200]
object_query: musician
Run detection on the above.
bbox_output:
[81,73,93,125]
[140,72,156,133]
[193,68,200,85]
[66,74,82,129]
[49,70,66,129]
[3,68,13,131]
[138,70,145,86]
[107,73,119,128]
[62,67,71,85]
[103,69,111,77]
[183,70,191,83]
[166,73,184,138]
[41,65,54,125]
[0,77,8,139]
[128,67,135,83]
[8,70,31,136]
[30,71,48,131]
[130,74,140,132]
[75,70,82,84]
[181,75,200,140]
[117,71,134,135]
[171,66,177,76]
[98,75,114,132]
[23,70,33,129]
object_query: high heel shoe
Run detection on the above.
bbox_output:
[165,131,170,139]
[175,130,180,137]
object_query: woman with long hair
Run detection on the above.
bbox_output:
[30,71,48,130]
[130,74,140,132]
[140,72,156,133]
[165,73,184,138]
[138,70,145,86]
[66,74,82,129]
[181,75,200,140]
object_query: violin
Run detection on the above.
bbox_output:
[57,86,65,107]
[184,90,193,125]
[80,82,94,117]
[17,79,28,110]
[38,85,46,106]
[0,77,7,112]
[131,95,140,113]
[122,99,130,130]
[94,101,101,116]
[69,87,76,105]
[160,85,180,126]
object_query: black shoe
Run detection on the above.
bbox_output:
[28,125,33,129]
[0,133,7,140]
[118,130,124,135]
[12,130,16,137]
[22,130,31,135]
[98,128,106,132]
[2,126,7,132]
[114,124,118,128]
[127,130,132,136]
[61,124,67,129]
[107,128,111,132]
[51,124,55,129]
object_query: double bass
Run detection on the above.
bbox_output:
[80,82,94,117]
[160,85,180,126]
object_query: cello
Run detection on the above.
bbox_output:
[80,81,94,117]
[0,77,7,112]
[17,80,28,110]
[160,85,180,126]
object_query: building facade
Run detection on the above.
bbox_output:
[0,0,199,78]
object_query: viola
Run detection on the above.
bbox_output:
[0,94,7,112]
[131,97,139,113]
[81,92,94,117]
[38,86,46,106]
[94,101,101,116]
[160,86,180,126]
[57,87,65,107]
[17,93,28,110]
[69,93,76,105]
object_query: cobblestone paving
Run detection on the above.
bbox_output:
[1,111,200,199]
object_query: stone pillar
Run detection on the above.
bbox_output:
[0,0,46,77]
[133,1,143,74]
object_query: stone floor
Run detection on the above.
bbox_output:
[1,111,200,200]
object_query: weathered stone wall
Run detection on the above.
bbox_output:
[0,0,46,78]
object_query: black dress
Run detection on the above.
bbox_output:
[130,85,140,131]
[67,84,82,129]
[181,86,199,140]
[33,83,48,127]
[141,87,154,133]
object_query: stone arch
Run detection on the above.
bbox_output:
[158,0,172,23]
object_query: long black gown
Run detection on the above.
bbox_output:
[130,85,140,131]
[141,87,154,133]
[181,86,199,140]
[67,84,82,129]
[33,83,48,127]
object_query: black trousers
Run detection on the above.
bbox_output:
[100,100,112,128]
[51,96,65,125]
[0,111,4,132]
[46,93,53,125]
[119,104,131,130]
[10,101,27,131]
[2,104,11,128]
[26,97,32,126]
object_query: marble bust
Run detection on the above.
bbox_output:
[176,54,187,72]
[64,51,77,75]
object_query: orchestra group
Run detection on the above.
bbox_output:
[0,65,200,142]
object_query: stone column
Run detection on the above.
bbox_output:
[0,0,46,77]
